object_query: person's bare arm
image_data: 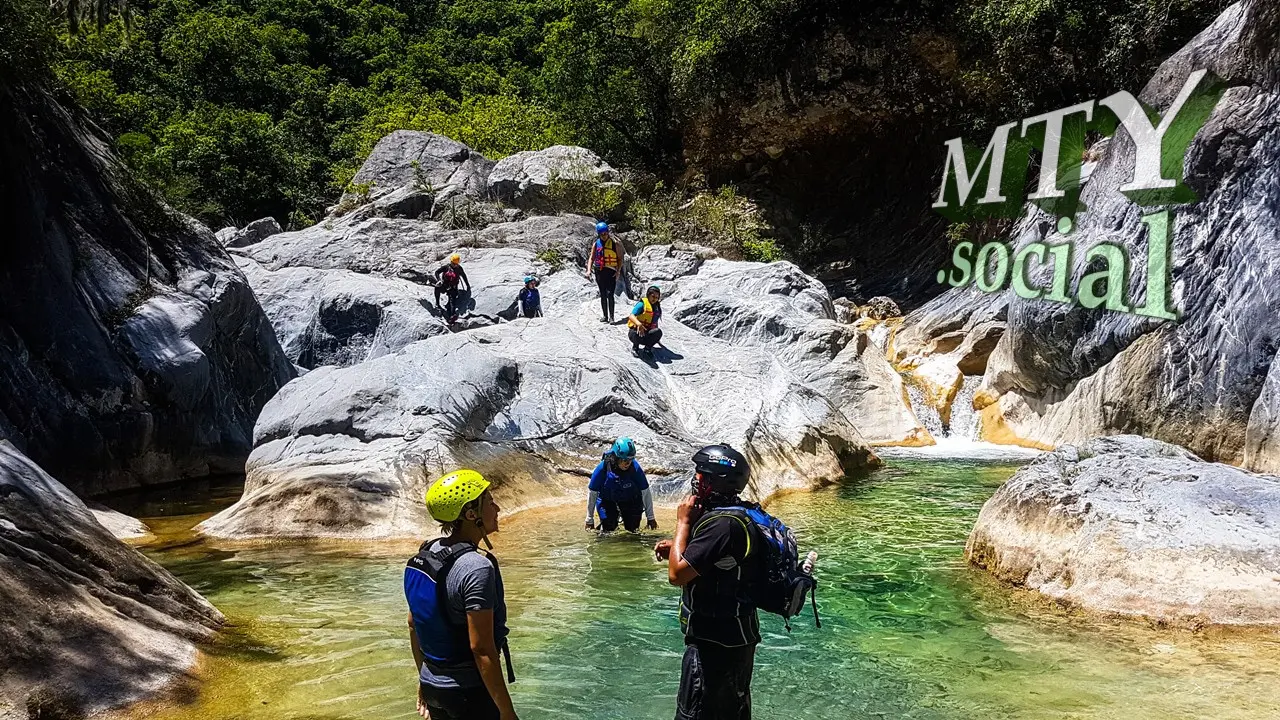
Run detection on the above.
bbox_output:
[467,609,518,720]
[409,615,430,719]
[666,496,700,586]
[409,613,426,669]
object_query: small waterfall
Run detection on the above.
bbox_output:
[948,376,982,441]
[888,375,1042,459]
[905,376,981,441]
[905,383,945,438]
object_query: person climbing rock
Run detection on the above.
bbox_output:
[434,254,472,322]
[585,437,658,533]
[627,285,664,357]
[585,221,625,323]
[406,470,519,720]
[517,276,542,318]
[654,445,762,720]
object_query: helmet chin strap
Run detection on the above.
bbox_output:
[476,516,494,550]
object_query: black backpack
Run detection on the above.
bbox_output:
[701,503,821,631]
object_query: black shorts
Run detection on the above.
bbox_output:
[676,641,756,720]
[596,497,643,532]
[421,683,500,720]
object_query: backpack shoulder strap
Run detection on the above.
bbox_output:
[693,506,753,559]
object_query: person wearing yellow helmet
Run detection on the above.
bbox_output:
[433,253,472,323]
[405,470,518,720]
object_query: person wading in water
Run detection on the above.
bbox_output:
[655,445,762,720]
[585,437,658,533]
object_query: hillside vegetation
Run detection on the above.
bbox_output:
[9,0,1231,276]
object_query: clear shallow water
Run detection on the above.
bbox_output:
[119,461,1280,720]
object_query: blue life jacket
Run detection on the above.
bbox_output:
[404,541,516,681]
[591,456,646,502]
[405,541,474,667]
[519,287,540,313]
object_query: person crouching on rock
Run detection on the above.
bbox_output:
[628,285,663,357]
[585,221,625,323]
[586,437,658,533]
[406,470,518,720]
[434,254,472,321]
[517,276,542,318]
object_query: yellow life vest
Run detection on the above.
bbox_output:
[628,298,660,330]
[593,238,619,270]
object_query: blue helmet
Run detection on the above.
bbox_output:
[610,436,636,460]
[595,221,610,235]
[523,275,537,285]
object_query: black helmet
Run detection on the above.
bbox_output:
[692,444,750,496]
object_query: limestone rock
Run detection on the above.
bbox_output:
[0,442,222,716]
[235,257,450,369]
[89,505,152,541]
[198,314,880,540]
[220,216,282,248]
[234,213,606,366]
[966,435,1280,627]
[670,260,926,445]
[0,87,295,494]
[633,244,703,283]
[863,296,901,320]
[971,4,1280,466]
[488,145,618,210]
[346,130,494,204]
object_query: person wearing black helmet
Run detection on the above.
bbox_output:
[654,444,759,720]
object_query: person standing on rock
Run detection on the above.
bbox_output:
[406,470,518,720]
[517,276,542,318]
[654,445,762,720]
[434,254,472,322]
[585,221,625,323]
[586,437,658,533]
[628,285,664,357]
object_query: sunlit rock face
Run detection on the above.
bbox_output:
[968,435,1280,627]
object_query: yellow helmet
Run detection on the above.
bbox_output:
[449,253,461,264]
[425,469,490,522]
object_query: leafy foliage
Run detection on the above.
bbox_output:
[27,0,1229,244]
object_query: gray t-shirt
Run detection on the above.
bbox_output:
[418,540,506,688]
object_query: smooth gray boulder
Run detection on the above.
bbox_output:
[632,244,705,283]
[966,436,1280,627]
[0,442,223,716]
[344,130,494,205]
[488,145,619,209]
[198,312,880,540]
[220,216,282,248]
[233,212,605,367]
[671,260,927,445]
[235,258,450,368]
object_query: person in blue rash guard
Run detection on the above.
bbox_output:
[585,437,658,533]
